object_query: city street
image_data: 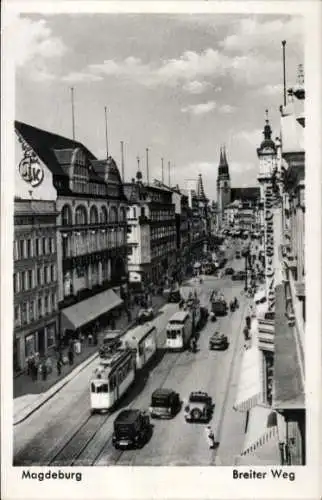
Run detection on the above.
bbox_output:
[13,255,249,467]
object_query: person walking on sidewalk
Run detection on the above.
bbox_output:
[205,426,216,449]
[68,346,74,365]
[56,358,62,376]
[41,361,48,381]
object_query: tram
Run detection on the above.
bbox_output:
[121,323,157,370]
[166,311,193,350]
[90,348,135,413]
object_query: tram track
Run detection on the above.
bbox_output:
[43,348,183,466]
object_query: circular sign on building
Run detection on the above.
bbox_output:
[18,156,44,187]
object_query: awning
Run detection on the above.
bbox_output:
[233,343,262,412]
[273,284,305,410]
[234,406,280,465]
[61,289,123,331]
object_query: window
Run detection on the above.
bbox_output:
[50,238,55,253]
[13,273,18,293]
[51,292,56,311]
[42,238,46,255]
[133,207,136,218]
[38,297,43,318]
[37,267,42,286]
[21,271,26,291]
[50,265,55,282]
[44,266,49,284]
[14,306,20,325]
[47,323,56,348]
[27,239,32,258]
[29,301,34,322]
[62,205,72,226]
[75,205,87,225]
[13,241,18,260]
[25,334,36,358]
[21,303,27,324]
[36,239,40,256]
[19,240,25,259]
[27,269,33,289]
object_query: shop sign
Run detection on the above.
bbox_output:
[19,155,44,187]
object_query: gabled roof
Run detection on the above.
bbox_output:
[15,120,96,177]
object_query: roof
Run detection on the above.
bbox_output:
[273,284,305,410]
[152,388,174,397]
[122,323,155,345]
[115,409,141,424]
[169,311,190,322]
[231,187,260,203]
[15,120,96,177]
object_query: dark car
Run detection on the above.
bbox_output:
[209,332,229,350]
[232,270,246,281]
[149,388,181,419]
[225,267,234,276]
[211,299,228,316]
[137,307,154,324]
[112,409,151,449]
[168,290,181,303]
[235,251,241,259]
[184,391,213,422]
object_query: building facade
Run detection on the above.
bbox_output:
[13,200,59,372]
[15,121,129,346]
[124,174,176,290]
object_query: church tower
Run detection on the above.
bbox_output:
[216,145,231,227]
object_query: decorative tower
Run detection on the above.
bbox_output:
[196,173,209,253]
[216,145,231,228]
[257,110,277,310]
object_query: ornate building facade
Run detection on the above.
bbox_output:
[15,121,128,345]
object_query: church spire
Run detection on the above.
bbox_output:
[218,144,230,179]
[197,173,206,200]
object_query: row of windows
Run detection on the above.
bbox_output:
[151,241,176,259]
[71,181,107,197]
[14,293,57,327]
[62,204,126,226]
[14,237,56,261]
[13,265,57,293]
[61,231,127,259]
[150,210,174,221]
[151,227,176,240]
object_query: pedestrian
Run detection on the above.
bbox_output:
[31,360,37,381]
[68,347,74,365]
[42,362,48,381]
[56,358,62,376]
[205,426,215,449]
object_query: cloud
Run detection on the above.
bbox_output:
[181,101,216,115]
[234,128,263,147]
[13,16,67,67]
[182,80,211,94]
[62,72,104,83]
[219,104,236,114]
[256,83,284,96]
[220,16,303,53]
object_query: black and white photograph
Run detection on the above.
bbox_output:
[2,1,321,499]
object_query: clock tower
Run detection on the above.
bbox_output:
[257,110,277,310]
[216,145,231,228]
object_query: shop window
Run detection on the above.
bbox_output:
[25,334,36,358]
[47,324,56,348]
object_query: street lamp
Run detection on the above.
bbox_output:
[243,245,251,292]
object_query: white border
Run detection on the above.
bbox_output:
[2,2,321,499]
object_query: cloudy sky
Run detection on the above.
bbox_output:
[14,13,303,201]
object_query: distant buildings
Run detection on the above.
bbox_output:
[216,146,260,232]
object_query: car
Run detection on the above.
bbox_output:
[137,307,154,323]
[184,391,213,422]
[225,267,234,275]
[235,252,241,259]
[149,388,181,419]
[209,332,229,350]
[234,270,246,281]
[168,290,181,303]
[112,409,152,449]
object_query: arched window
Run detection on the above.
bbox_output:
[75,205,88,225]
[110,206,118,223]
[62,205,72,226]
[100,206,108,224]
[90,205,99,224]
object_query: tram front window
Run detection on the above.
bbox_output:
[91,382,109,393]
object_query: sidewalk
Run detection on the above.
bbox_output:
[14,293,166,400]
